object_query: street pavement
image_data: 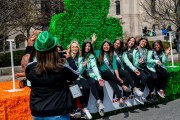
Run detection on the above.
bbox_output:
[99,99,180,120]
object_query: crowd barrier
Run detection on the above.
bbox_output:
[0,63,180,120]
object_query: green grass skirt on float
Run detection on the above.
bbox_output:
[165,63,180,100]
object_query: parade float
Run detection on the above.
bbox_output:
[0,0,180,119]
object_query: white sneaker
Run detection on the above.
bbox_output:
[135,96,144,105]
[70,108,81,118]
[133,88,143,96]
[97,100,105,116]
[83,109,92,119]
[124,100,132,107]
[157,90,165,98]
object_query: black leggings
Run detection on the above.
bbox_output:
[86,78,104,101]
[155,67,168,91]
[118,69,135,88]
[74,78,90,107]
[142,67,157,93]
[125,67,148,91]
[100,71,122,99]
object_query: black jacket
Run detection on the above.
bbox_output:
[26,62,79,117]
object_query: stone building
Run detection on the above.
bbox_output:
[108,0,156,37]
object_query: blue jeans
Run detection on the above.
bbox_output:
[32,114,70,120]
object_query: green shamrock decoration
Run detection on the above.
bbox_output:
[49,0,123,49]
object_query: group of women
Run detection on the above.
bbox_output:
[25,31,170,120]
[60,34,170,119]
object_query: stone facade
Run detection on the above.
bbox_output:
[108,0,155,37]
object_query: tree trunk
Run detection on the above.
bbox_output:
[26,28,30,41]
[2,39,5,54]
[3,33,6,54]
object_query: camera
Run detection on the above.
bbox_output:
[19,78,31,88]
[59,51,66,58]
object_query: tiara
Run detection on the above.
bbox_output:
[104,38,110,43]
[84,38,91,43]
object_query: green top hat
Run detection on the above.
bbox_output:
[34,31,58,52]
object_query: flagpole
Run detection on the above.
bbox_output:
[167,32,180,68]
[6,39,22,92]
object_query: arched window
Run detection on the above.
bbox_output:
[115,0,120,15]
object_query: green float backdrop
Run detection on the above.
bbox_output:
[49,0,123,49]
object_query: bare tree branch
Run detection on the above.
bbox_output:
[140,0,180,29]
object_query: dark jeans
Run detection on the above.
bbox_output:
[118,69,135,88]
[100,70,122,99]
[32,114,70,120]
[155,67,168,91]
[125,67,148,91]
[86,78,104,101]
[142,67,157,93]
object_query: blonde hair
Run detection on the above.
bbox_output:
[67,39,81,56]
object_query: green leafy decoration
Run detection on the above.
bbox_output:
[49,0,123,49]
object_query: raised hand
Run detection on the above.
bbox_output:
[91,33,97,44]
[27,30,42,46]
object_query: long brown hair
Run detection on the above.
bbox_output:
[124,37,137,50]
[152,40,165,51]
[138,37,151,50]
[35,47,65,75]
[112,38,124,53]
[82,40,94,58]
[98,40,113,66]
